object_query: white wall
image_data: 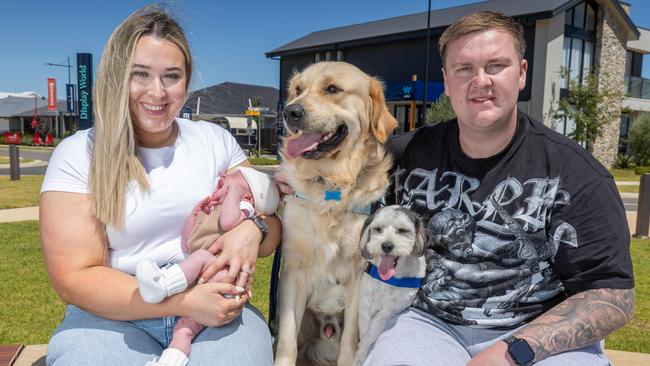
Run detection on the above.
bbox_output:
[0,118,9,132]
[623,97,650,112]
[529,13,566,126]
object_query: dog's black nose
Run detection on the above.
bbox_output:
[285,104,305,124]
[381,242,394,254]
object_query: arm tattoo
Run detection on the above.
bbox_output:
[515,288,635,362]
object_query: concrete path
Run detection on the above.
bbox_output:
[0,206,38,223]
[0,160,48,169]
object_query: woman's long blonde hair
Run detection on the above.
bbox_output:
[91,4,192,227]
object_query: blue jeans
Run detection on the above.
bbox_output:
[46,304,273,365]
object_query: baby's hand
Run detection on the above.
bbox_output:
[198,260,232,285]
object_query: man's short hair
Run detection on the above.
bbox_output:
[438,11,526,67]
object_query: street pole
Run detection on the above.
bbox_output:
[9,145,20,181]
[46,57,73,137]
[635,173,650,238]
[257,115,262,158]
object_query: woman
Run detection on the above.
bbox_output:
[40,4,280,365]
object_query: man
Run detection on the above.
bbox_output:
[365,11,635,366]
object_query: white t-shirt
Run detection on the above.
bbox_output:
[41,118,247,274]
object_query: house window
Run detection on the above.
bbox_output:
[565,1,596,30]
[315,53,322,62]
[561,1,597,88]
[562,37,594,87]
[336,50,345,61]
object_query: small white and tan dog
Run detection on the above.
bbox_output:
[354,205,428,365]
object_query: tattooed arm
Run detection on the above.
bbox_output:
[516,287,635,362]
[467,288,635,366]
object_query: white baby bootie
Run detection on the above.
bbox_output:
[136,260,188,303]
[145,348,189,366]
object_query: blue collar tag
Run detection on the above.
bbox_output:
[364,262,423,288]
[324,190,342,201]
[293,191,372,216]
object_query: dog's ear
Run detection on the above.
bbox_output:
[407,210,428,257]
[369,78,398,143]
[359,214,374,259]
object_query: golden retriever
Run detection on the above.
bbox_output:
[274,62,397,366]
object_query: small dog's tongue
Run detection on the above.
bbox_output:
[324,324,335,338]
[378,255,396,281]
[285,133,321,158]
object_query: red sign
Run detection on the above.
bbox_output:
[47,78,56,110]
[3,132,22,144]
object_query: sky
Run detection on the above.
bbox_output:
[2,0,650,98]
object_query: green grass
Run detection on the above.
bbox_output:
[606,238,650,352]
[0,221,64,344]
[1,219,648,352]
[610,168,641,182]
[0,157,34,164]
[617,184,639,194]
[0,220,274,344]
[250,157,280,166]
[0,176,44,209]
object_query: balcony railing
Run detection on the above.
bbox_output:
[625,76,650,99]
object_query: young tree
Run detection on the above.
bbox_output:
[426,94,456,125]
[628,112,650,166]
[553,71,621,152]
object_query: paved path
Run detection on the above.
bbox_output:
[0,206,38,223]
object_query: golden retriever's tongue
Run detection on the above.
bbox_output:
[285,133,322,158]
[379,255,396,281]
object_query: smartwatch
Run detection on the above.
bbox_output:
[504,335,535,366]
[246,215,269,244]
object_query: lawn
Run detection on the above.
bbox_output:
[618,185,639,194]
[0,157,34,165]
[610,168,643,182]
[0,220,274,344]
[0,176,44,209]
[0,219,648,354]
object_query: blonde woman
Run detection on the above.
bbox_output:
[40,5,279,366]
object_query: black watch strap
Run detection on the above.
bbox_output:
[246,215,269,244]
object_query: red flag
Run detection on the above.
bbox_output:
[47,78,57,110]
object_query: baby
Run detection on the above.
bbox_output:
[136,166,280,366]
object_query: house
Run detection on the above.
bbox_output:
[183,82,280,151]
[266,0,650,168]
[0,93,72,137]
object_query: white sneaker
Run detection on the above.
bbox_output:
[136,260,188,303]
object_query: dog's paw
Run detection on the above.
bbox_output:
[338,352,355,366]
[273,356,296,366]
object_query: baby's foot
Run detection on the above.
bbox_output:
[136,260,188,303]
[144,348,189,366]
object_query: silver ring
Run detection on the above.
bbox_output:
[240,268,253,274]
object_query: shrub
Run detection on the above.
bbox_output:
[615,154,633,169]
[634,166,650,176]
[628,112,650,166]
[426,95,456,125]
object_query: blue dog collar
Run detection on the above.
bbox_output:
[293,191,373,216]
[364,262,423,289]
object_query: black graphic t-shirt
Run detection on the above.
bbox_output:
[385,111,634,328]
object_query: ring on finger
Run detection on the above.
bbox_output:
[240,267,253,274]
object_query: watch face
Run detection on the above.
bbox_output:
[509,339,535,365]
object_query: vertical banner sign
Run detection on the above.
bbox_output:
[47,78,57,110]
[66,84,76,113]
[76,53,94,129]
